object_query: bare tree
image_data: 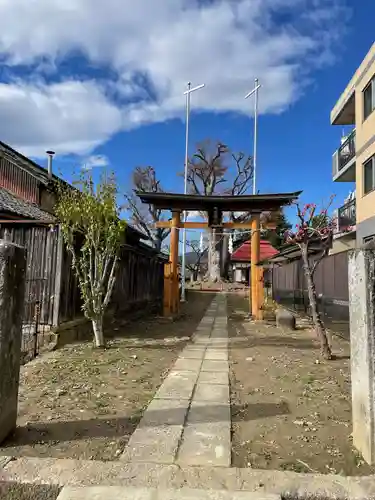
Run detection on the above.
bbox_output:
[185,140,253,281]
[285,198,336,360]
[125,166,170,251]
[186,141,229,196]
[185,239,207,281]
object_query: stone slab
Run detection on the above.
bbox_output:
[161,490,280,500]
[180,347,206,360]
[172,358,202,372]
[193,336,211,345]
[204,349,228,361]
[198,371,228,386]
[121,424,183,464]
[201,360,229,373]
[198,325,213,330]
[57,486,280,500]
[139,398,189,427]
[177,421,231,467]
[210,332,227,340]
[154,371,198,400]
[194,383,229,405]
[187,401,231,426]
[4,456,369,498]
[208,339,228,348]
[57,486,153,499]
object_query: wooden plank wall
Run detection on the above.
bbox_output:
[0,224,165,325]
[0,224,58,325]
[112,244,164,314]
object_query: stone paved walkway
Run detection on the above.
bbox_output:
[120,294,231,467]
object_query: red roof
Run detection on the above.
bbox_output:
[231,239,278,262]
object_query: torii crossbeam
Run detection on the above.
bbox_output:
[136,191,301,318]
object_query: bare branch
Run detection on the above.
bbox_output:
[125,166,170,251]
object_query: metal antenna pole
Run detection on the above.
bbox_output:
[181,82,191,303]
[253,78,259,195]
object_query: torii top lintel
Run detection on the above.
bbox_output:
[136,191,302,214]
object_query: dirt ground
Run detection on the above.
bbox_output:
[0,291,214,461]
[0,482,61,500]
[228,294,375,476]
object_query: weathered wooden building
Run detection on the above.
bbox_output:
[0,141,165,361]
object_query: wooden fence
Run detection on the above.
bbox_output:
[0,222,165,362]
[272,250,350,339]
[112,243,164,314]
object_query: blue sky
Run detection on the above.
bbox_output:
[0,0,373,225]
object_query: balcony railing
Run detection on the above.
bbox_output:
[337,198,356,232]
[337,129,356,171]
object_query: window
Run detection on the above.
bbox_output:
[364,155,375,195]
[363,76,375,120]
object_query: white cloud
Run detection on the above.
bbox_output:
[0,0,349,156]
[82,154,110,170]
[0,79,122,156]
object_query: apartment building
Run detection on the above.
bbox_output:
[331,42,375,246]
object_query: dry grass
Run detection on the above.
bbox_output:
[228,294,374,476]
[0,291,214,461]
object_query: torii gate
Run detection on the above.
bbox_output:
[136,192,301,319]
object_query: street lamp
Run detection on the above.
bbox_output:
[181,81,205,302]
[245,78,262,195]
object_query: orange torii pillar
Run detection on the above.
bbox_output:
[250,216,264,320]
[169,210,180,315]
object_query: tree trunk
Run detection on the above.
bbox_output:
[301,245,331,359]
[208,228,220,281]
[220,230,229,280]
[92,316,105,348]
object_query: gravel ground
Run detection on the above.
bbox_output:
[228,294,375,476]
[0,482,61,500]
[0,291,214,461]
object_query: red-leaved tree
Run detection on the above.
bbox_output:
[285,199,336,360]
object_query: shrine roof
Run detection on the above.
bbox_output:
[231,239,278,263]
[136,191,302,212]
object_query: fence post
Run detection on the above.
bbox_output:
[0,241,26,444]
[52,225,64,327]
[348,248,375,464]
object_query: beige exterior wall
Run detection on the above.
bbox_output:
[331,42,375,124]
[355,54,375,224]
[332,43,375,228]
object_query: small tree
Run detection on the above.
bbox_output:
[125,166,170,251]
[55,171,126,348]
[285,199,335,359]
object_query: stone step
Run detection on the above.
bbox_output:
[56,485,280,499]
[1,456,371,499]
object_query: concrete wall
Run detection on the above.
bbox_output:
[348,249,375,464]
[357,214,375,244]
[330,236,356,255]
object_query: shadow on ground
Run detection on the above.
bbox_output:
[2,401,289,448]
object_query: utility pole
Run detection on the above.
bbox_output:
[181,81,205,302]
[245,78,261,195]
